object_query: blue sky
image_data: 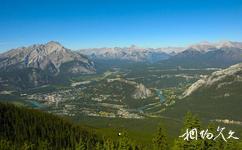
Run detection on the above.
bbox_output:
[0,0,242,51]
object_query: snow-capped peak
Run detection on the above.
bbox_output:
[187,41,242,52]
[216,41,242,49]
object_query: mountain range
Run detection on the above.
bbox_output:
[1,40,242,89]
[79,45,176,62]
[79,41,242,67]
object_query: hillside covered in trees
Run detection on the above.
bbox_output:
[1,102,242,150]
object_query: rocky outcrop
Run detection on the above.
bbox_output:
[183,63,242,97]
[214,119,242,125]
[133,83,152,99]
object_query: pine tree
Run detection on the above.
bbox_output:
[152,123,168,150]
[203,122,220,150]
[172,112,203,150]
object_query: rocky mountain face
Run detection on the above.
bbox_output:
[0,41,95,88]
[182,63,242,97]
[163,62,242,121]
[133,83,152,99]
[0,41,95,74]
[79,45,181,62]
